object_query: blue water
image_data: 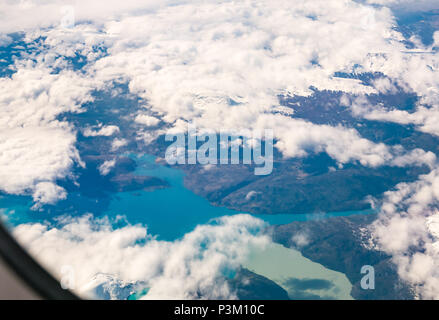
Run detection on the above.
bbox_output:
[103,154,375,241]
[0,153,374,241]
[104,154,241,240]
[0,195,36,226]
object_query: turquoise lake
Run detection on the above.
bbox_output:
[0,153,375,300]
[0,153,375,241]
[104,154,375,241]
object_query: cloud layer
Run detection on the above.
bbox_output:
[1,0,439,299]
[0,62,97,206]
[7,0,435,168]
[371,169,439,299]
[1,0,438,205]
[13,214,270,299]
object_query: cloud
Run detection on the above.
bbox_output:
[0,126,80,195]
[0,33,12,46]
[98,159,116,176]
[350,95,439,138]
[0,60,97,205]
[135,114,160,127]
[13,214,270,300]
[82,0,436,168]
[258,113,436,168]
[111,138,128,152]
[291,231,310,248]
[83,125,120,137]
[2,0,437,174]
[31,182,67,209]
[0,65,93,128]
[0,1,438,203]
[1,0,439,300]
[371,169,439,299]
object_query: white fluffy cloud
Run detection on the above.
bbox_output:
[0,62,96,205]
[2,0,436,184]
[110,138,128,152]
[371,169,439,299]
[0,126,79,200]
[257,113,436,168]
[79,0,435,168]
[98,159,116,176]
[0,33,12,46]
[83,125,120,137]
[0,66,93,128]
[13,214,270,300]
[32,182,67,209]
[1,0,439,300]
[135,114,160,127]
[350,95,439,137]
[0,0,437,210]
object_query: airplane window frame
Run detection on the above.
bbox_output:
[0,222,79,300]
